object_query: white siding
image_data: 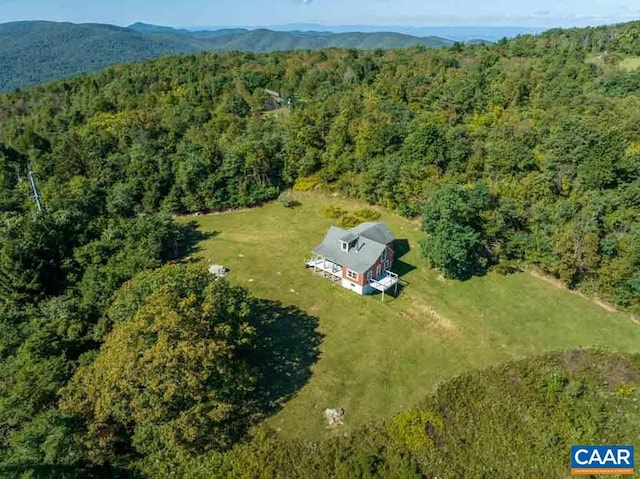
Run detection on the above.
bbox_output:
[341,278,364,295]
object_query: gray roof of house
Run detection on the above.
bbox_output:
[349,222,395,245]
[313,222,394,273]
[340,232,358,243]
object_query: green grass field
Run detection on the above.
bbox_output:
[261,106,291,120]
[181,192,640,440]
[619,56,640,71]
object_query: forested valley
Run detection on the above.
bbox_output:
[0,20,639,477]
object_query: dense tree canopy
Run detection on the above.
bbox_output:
[2,21,638,310]
[0,21,453,92]
[1,20,640,477]
[420,184,490,279]
[61,265,259,467]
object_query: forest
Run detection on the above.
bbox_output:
[0,20,639,477]
[0,21,451,92]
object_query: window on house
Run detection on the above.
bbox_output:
[347,269,358,281]
[384,260,391,271]
[366,270,372,282]
[381,248,387,261]
[341,241,348,252]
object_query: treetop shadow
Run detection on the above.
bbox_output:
[172,221,217,259]
[244,299,323,422]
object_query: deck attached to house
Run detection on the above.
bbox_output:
[369,271,399,292]
[306,258,342,276]
[305,256,342,284]
[369,271,399,301]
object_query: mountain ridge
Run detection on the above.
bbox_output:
[178,23,546,41]
[0,20,455,92]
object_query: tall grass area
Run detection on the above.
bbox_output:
[182,192,640,441]
[165,349,640,478]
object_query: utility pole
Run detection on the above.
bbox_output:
[27,166,43,213]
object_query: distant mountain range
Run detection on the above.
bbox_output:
[183,24,547,42]
[0,21,458,92]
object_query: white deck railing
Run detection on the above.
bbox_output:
[369,270,399,292]
[305,257,342,276]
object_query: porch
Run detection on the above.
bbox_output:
[369,270,399,301]
[305,255,343,284]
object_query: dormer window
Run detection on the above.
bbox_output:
[341,236,359,252]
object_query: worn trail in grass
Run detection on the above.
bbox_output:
[183,192,640,440]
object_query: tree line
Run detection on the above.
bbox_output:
[0,20,639,476]
[2,23,638,309]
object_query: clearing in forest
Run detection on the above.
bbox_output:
[619,56,640,71]
[182,192,640,440]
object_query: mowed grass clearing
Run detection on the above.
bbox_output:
[619,56,640,71]
[182,192,640,440]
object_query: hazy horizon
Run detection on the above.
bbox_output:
[0,0,638,30]
[155,23,550,42]
[0,19,555,42]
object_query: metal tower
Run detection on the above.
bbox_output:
[27,166,43,213]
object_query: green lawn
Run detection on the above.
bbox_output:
[261,106,291,120]
[619,56,640,71]
[182,192,640,440]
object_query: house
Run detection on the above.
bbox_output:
[306,222,399,297]
[264,89,284,110]
[265,89,282,101]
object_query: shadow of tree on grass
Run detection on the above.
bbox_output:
[245,299,323,422]
[172,220,217,259]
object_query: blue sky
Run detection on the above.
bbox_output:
[0,0,638,27]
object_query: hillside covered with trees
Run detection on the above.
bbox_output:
[0,21,452,92]
[0,20,639,477]
[2,21,639,310]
